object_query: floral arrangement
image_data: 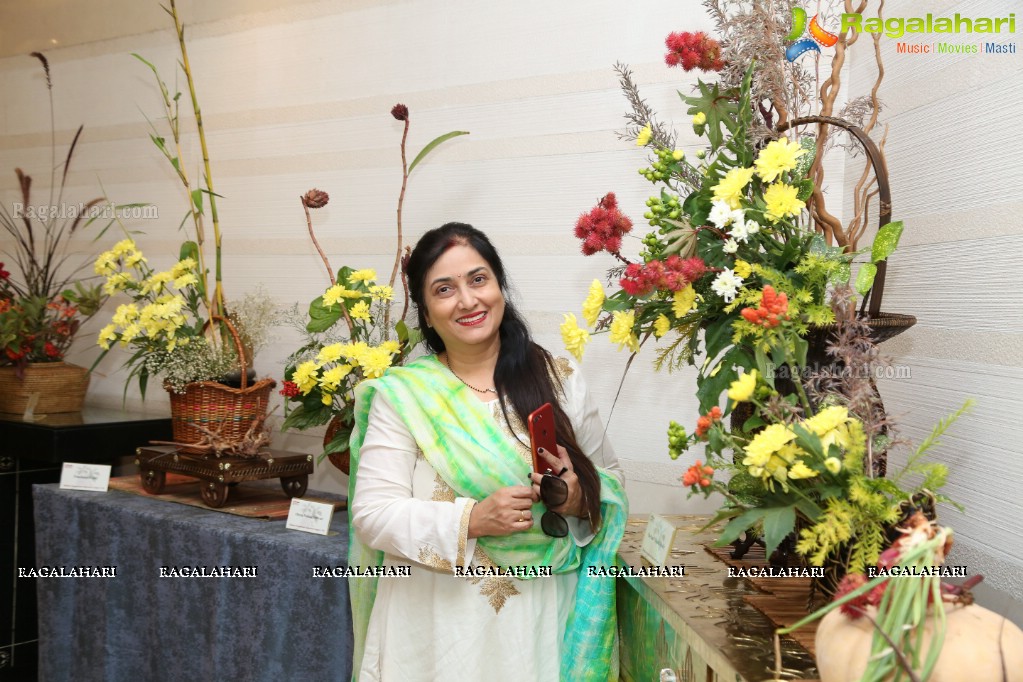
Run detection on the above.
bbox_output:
[93,1,266,395]
[670,283,969,573]
[561,31,961,579]
[0,53,113,374]
[280,105,466,462]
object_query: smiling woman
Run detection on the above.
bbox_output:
[345,222,628,682]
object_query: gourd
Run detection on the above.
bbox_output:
[815,601,1023,682]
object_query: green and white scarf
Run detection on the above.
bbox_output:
[347,355,627,682]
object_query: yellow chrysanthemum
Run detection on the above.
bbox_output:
[712,167,755,209]
[754,137,807,183]
[350,301,371,321]
[97,324,118,350]
[636,124,653,147]
[368,285,394,301]
[788,461,819,479]
[173,273,198,289]
[733,260,752,279]
[560,313,590,362]
[380,340,401,354]
[322,284,358,308]
[319,364,353,391]
[292,361,321,395]
[743,423,797,468]
[94,251,118,276]
[582,280,605,327]
[170,258,196,278]
[763,182,806,222]
[102,272,134,296]
[120,323,141,344]
[609,310,639,353]
[111,303,139,328]
[321,393,334,406]
[727,369,758,403]
[341,341,370,363]
[111,238,137,257]
[317,343,345,364]
[140,271,173,296]
[802,406,850,436]
[672,149,685,161]
[348,269,376,284]
[692,112,707,126]
[824,457,842,475]
[672,285,697,318]
[359,347,393,379]
[653,314,671,338]
[124,250,147,268]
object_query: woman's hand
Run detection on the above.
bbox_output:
[529,445,585,518]
[467,485,539,538]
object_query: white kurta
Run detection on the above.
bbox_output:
[351,356,622,682]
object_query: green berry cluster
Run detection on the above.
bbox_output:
[667,420,689,460]
[637,147,685,184]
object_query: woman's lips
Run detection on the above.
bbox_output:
[456,311,487,326]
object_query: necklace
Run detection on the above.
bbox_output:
[442,354,497,395]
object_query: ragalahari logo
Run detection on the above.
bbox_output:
[786,7,839,61]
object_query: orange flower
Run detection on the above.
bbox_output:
[740,285,789,328]
[695,406,722,438]
[682,459,716,487]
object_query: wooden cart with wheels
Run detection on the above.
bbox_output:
[135,445,314,508]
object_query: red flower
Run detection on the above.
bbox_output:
[0,261,9,280]
[279,380,300,398]
[620,255,707,296]
[740,285,789,328]
[390,103,409,121]
[574,193,633,256]
[664,31,725,72]
[44,341,61,358]
[694,406,722,439]
[5,348,23,361]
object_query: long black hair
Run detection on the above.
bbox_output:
[406,222,602,527]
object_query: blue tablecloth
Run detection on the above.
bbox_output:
[32,483,353,682]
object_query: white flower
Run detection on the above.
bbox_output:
[722,238,739,254]
[730,220,752,243]
[708,200,736,228]
[711,268,743,303]
[745,219,761,234]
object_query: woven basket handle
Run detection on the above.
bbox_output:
[201,314,248,389]
[774,115,891,318]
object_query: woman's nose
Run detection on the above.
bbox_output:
[455,285,476,308]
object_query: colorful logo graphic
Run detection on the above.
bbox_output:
[786,7,839,61]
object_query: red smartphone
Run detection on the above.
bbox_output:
[528,403,559,476]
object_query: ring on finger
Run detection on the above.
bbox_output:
[519,510,525,522]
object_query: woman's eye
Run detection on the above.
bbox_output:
[435,285,452,296]
[472,275,487,285]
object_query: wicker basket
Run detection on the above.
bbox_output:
[165,315,276,455]
[0,362,90,415]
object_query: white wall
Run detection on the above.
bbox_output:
[844,0,1023,607]
[2,1,1018,601]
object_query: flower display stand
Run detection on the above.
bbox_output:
[135,445,313,508]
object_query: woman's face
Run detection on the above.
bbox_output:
[422,243,505,354]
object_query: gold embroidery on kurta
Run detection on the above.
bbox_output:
[466,546,521,614]
[431,473,457,502]
[456,500,475,567]
[417,547,453,572]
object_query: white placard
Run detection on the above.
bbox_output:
[59,463,111,492]
[286,498,334,535]
[640,513,678,567]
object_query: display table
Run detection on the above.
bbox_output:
[616,514,819,681]
[0,408,172,679]
[32,484,353,682]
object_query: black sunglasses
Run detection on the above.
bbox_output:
[539,473,569,538]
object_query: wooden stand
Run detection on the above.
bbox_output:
[135,445,313,508]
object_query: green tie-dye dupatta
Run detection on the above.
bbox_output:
[347,355,627,682]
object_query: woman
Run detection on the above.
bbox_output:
[348,223,627,682]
